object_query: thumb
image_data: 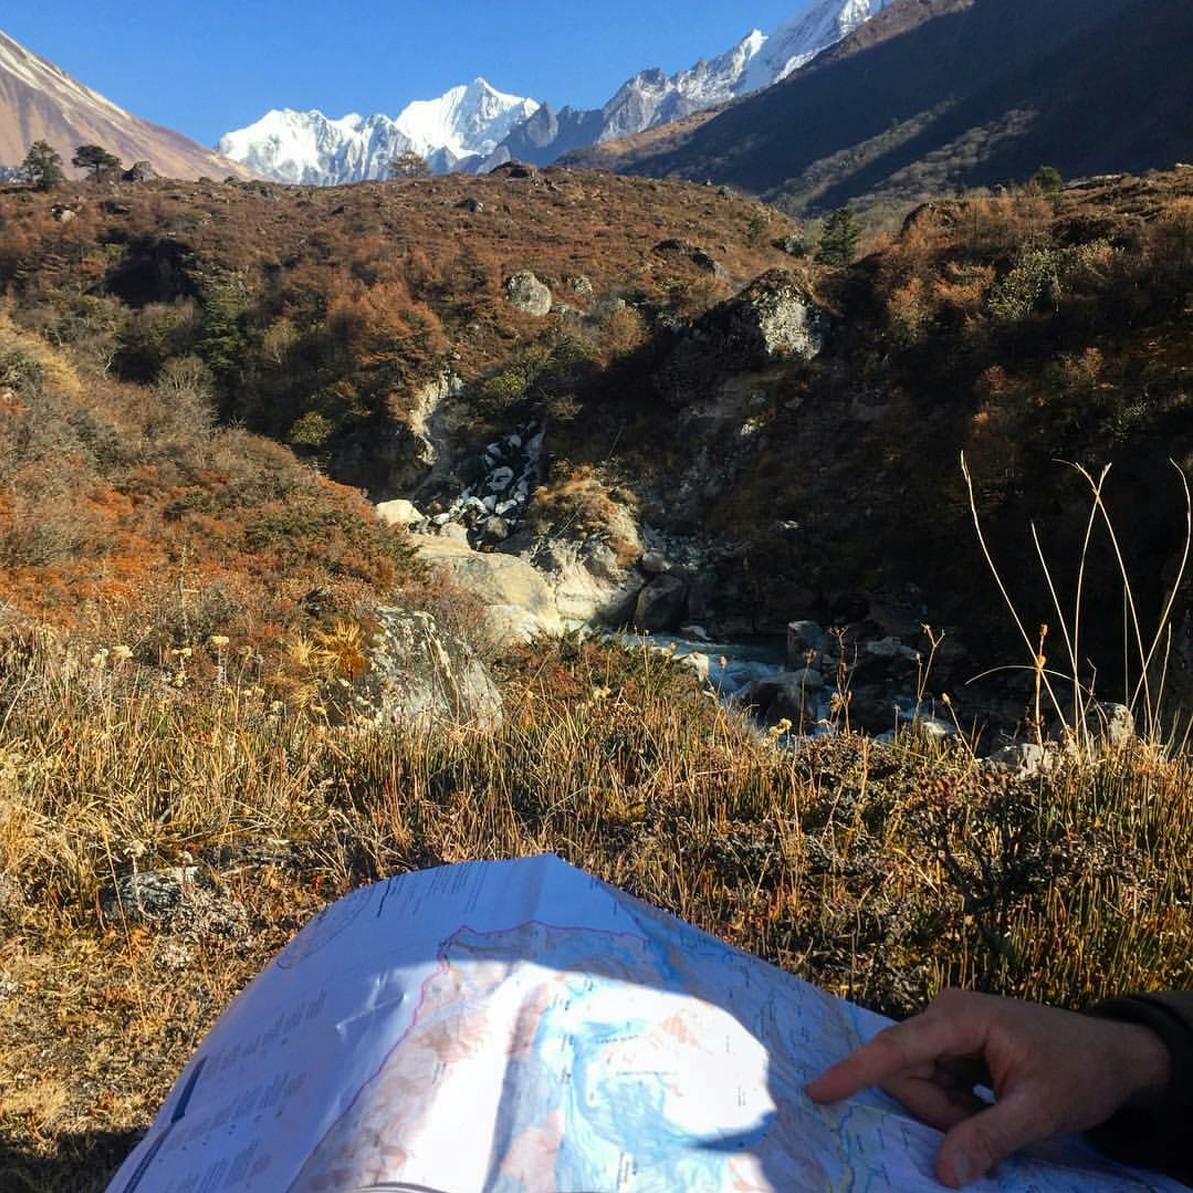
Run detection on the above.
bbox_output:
[936,1092,1047,1189]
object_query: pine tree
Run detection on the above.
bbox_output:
[71,144,122,181]
[22,141,65,191]
[815,208,863,267]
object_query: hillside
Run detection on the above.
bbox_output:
[0,29,251,179]
[569,0,1193,215]
[2,158,1193,1190]
[3,165,1193,713]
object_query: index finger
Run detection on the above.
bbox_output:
[806,1012,981,1105]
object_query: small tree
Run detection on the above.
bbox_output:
[815,207,863,266]
[72,144,122,182]
[22,141,65,191]
[1032,164,1064,194]
[745,209,770,248]
[388,150,432,180]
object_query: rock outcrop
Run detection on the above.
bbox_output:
[702,269,825,365]
[376,498,424,528]
[505,270,553,316]
[530,537,645,626]
[634,573,689,632]
[659,269,826,405]
[355,607,503,729]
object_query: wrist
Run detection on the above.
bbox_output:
[1113,1021,1172,1108]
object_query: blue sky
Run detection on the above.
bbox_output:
[4,1,807,146]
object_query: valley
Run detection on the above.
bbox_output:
[0,1,1191,1188]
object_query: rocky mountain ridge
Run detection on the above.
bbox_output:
[218,0,893,182]
[0,28,251,179]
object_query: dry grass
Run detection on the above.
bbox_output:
[1,627,1189,1191]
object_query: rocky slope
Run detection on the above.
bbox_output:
[569,0,1193,214]
[0,28,251,179]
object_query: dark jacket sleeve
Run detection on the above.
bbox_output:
[1086,993,1193,1187]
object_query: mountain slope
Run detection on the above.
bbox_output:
[484,0,894,170]
[571,0,1193,215]
[0,28,251,179]
[218,79,539,184]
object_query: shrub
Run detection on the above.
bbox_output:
[988,240,1062,321]
[1032,164,1064,194]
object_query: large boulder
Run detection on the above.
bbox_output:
[356,607,503,730]
[661,270,826,404]
[531,537,644,627]
[415,537,563,647]
[376,498,423,528]
[717,270,825,363]
[787,620,829,666]
[505,270,552,316]
[122,160,159,183]
[738,669,824,725]
[634,574,689,632]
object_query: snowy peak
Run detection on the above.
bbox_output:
[742,0,896,90]
[396,78,539,160]
[218,78,539,185]
[602,0,894,143]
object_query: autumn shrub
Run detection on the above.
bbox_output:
[963,192,1053,258]
[528,460,640,560]
[116,299,202,381]
[477,330,596,420]
[1151,196,1193,282]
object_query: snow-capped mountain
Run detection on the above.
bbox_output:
[739,0,896,92]
[489,0,894,167]
[219,0,893,185]
[218,79,539,185]
[0,28,250,179]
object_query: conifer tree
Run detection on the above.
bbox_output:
[71,144,122,181]
[22,141,65,191]
[1032,164,1064,194]
[815,208,863,267]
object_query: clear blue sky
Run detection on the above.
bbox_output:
[3,1,807,147]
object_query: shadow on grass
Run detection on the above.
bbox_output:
[0,1129,141,1193]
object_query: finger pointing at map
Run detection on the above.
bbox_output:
[807,989,1174,1189]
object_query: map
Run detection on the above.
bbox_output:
[107,855,1186,1193]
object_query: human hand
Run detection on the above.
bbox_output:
[806,989,1172,1189]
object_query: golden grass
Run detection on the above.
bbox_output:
[0,626,1189,1190]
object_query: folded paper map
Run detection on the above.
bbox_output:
[107,855,1185,1193]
